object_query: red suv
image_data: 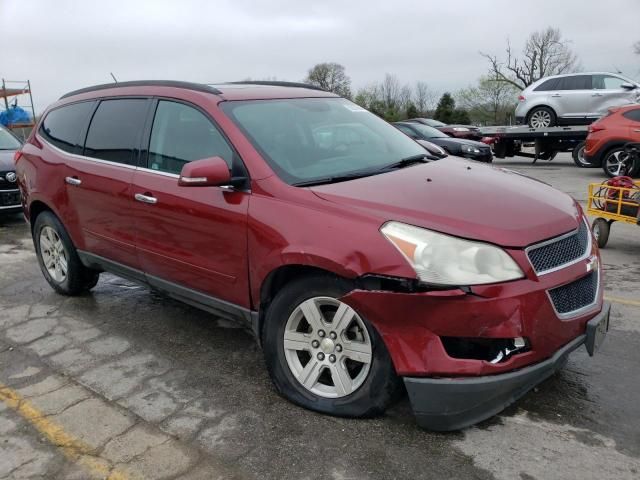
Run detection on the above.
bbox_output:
[584,104,640,177]
[15,80,610,431]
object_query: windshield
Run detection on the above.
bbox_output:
[410,123,449,138]
[423,119,447,127]
[221,98,426,185]
[0,127,21,150]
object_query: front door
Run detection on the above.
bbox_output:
[132,100,250,308]
[590,74,639,117]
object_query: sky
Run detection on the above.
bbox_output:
[1,0,639,113]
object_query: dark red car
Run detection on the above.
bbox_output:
[15,80,609,431]
[584,104,640,177]
[406,118,483,140]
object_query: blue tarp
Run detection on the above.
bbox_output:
[0,106,32,126]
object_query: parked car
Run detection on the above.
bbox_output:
[393,121,493,162]
[0,124,23,215]
[15,80,609,431]
[406,118,482,140]
[584,104,640,177]
[516,72,640,128]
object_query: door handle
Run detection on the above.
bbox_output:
[65,176,82,186]
[551,94,562,97]
[134,193,158,205]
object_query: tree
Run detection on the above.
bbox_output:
[634,41,640,55]
[413,81,435,116]
[434,93,456,123]
[304,63,352,98]
[457,75,519,125]
[481,27,579,90]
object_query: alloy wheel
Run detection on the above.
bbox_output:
[604,150,632,177]
[283,296,372,398]
[39,226,68,283]
[529,110,552,128]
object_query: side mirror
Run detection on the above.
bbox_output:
[178,156,231,187]
[620,82,637,90]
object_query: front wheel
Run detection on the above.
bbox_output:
[592,218,610,248]
[572,142,590,168]
[262,275,402,418]
[602,148,635,178]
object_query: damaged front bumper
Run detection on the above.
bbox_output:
[403,303,610,431]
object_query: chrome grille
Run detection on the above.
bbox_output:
[527,221,589,274]
[548,271,598,316]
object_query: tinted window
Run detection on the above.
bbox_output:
[534,78,560,91]
[409,123,448,138]
[84,99,148,164]
[593,75,626,90]
[40,101,94,153]
[622,109,640,123]
[556,75,591,90]
[148,101,233,174]
[395,125,419,138]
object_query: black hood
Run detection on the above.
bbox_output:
[0,150,16,171]
[427,136,489,152]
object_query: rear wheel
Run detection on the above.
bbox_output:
[572,142,590,168]
[262,274,402,418]
[33,211,100,295]
[592,218,610,248]
[528,107,556,128]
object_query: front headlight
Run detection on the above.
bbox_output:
[381,222,524,286]
[460,144,481,154]
[452,127,470,132]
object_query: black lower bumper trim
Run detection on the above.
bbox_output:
[404,304,610,431]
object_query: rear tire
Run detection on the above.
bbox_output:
[33,211,100,295]
[262,274,402,418]
[592,218,610,248]
[527,107,556,128]
[572,142,590,168]
[602,147,634,178]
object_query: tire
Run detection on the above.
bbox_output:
[262,274,402,418]
[527,107,556,128]
[602,147,634,178]
[591,218,610,248]
[33,211,100,295]
[493,141,507,159]
[572,142,590,168]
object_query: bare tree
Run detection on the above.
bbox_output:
[481,27,579,90]
[380,74,401,110]
[457,75,518,125]
[413,81,435,115]
[304,63,352,97]
[634,41,640,55]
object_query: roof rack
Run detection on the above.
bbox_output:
[60,80,222,100]
[226,81,326,92]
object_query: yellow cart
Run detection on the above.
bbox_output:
[587,180,640,248]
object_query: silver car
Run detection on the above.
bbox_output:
[515,72,640,128]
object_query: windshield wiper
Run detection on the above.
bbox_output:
[293,171,378,187]
[379,153,433,171]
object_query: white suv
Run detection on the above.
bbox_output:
[515,72,640,128]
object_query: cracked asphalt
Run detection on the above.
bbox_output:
[1,153,639,479]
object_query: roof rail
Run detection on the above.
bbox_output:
[226,81,326,92]
[60,80,222,100]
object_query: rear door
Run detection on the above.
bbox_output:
[554,75,592,119]
[591,74,638,116]
[65,98,150,268]
[132,99,250,308]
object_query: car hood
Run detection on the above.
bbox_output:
[310,157,580,248]
[0,150,16,171]
[429,137,489,150]
[442,124,480,131]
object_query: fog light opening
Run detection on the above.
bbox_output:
[441,336,530,363]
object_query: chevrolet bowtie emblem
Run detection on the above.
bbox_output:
[586,256,598,273]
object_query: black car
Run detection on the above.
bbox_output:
[393,122,493,162]
[0,125,22,215]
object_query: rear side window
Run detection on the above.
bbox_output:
[84,99,148,165]
[533,78,560,91]
[147,100,233,174]
[556,75,592,90]
[622,109,640,122]
[40,101,94,153]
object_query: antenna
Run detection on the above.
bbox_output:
[110,72,118,83]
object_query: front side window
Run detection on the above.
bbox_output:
[40,101,95,153]
[221,98,426,185]
[148,101,233,174]
[84,99,148,164]
[593,75,626,90]
[0,127,22,150]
